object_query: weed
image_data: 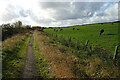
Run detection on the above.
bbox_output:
[2,32,31,78]
[33,32,52,79]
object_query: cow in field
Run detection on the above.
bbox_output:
[60,29,63,31]
[73,28,75,30]
[100,29,104,35]
[77,28,80,30]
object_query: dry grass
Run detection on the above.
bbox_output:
[79,57,119,78]
[2,31,31,78]
[3,32,30,50]
[33,30,120,78]
[34,30,77,78]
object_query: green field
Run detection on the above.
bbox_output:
[1,21,120,78]
[44,22,119,55]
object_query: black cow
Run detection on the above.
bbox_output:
[73,28,75,30]
[77,28,80,30]
[54,29,56,31]
[60,29,63,31]
[100,29,104,35]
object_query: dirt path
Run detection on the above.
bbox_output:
[22,34,35,78]
[34,31,76,78]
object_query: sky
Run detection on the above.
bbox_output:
[0,0,119,27]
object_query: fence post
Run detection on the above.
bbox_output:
[113,46,119,60]
[69,36,71,43]
[84,40,89,51]
[89,45,92,55]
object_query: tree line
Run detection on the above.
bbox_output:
[0,21,46,41]
[1,21,32,41]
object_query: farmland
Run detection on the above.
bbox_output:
[1,21,120,79]
[44,22,119,55]
[43,22,120,78]
[1,1,120,79]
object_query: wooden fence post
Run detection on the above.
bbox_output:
[68,36,71,43]
[89,45,92,56]
[113,46,119,60]
[84,40,89,51]
[90,45,92,52]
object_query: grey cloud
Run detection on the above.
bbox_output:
[39,2,71,9]
[0,3,31,22]
[28,2,118,27]
[118,2,120,20]
[1,4,19,21]
[0,1,118,27]
[30,12,52,24]
[86,2,104,12]
[28,2,117,27]
[19,9,31,17]
[38,2,105,21]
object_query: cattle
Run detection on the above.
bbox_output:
[73,28,75,30]
[60,29,63,31]
[100,29,104,35]
[77,28,80,30]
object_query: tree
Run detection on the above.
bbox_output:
[17,21,22,28]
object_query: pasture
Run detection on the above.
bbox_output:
[44,22,119,55]
[1,21,120,78]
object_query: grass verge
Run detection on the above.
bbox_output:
[33,31,52,79]
[2,32,31,78]
[44,31,120,78]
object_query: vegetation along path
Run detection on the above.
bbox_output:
[34,30,76,78]
[22,33,35,78]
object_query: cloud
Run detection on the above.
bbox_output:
[34,2,118,26]
[19,9,31,17]
[0,0,119,27]
[104,3,118,17]
[37,2,104,20]
[0,0,32,24]
[0,4,19,21]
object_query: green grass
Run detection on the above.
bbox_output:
[43,33,120,78]
[43,22,120,78]
[44,22,119,55]
[2,33,31,78]
[33,32,52,79]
